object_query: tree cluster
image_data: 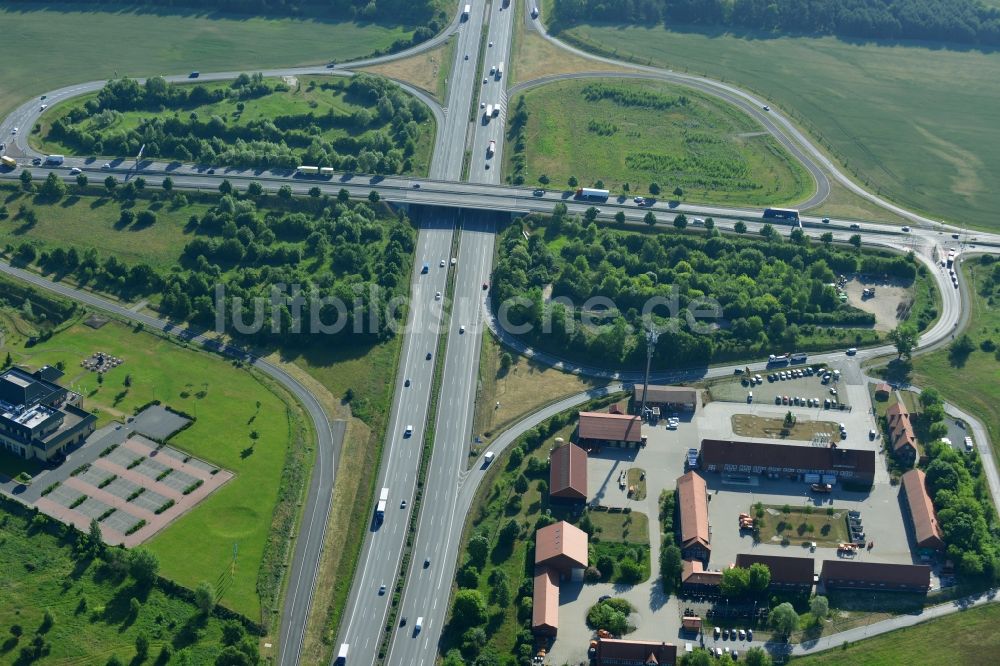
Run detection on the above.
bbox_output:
[553,0,1000,47]
[46,74,429,174]
[492,214,912,367]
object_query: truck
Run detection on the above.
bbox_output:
[375,487,389,519]
[484,104,494,120]
[44,154,64,165]
[495,63,503,79]
[462,4,470,19]
[487,140,496,156]
[0,155,15,169]
[575,187,610,201]
[297,165,319,176]
[767,353,790,365]
[336,643,349,664]
[790,352,808,364]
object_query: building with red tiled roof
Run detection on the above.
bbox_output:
[875,382,892,400]
[676,472,710,561]
[900,469,945,554]
[593,638,677,666]
[700,439,876,487]
[549,443,587,503]
[680,560,722,593]
[820,560,931,593]
[532,566,559,636]
[578,411,644,447]
[535,520,588,574]
[735,553,815,592]
[886,402,917,464]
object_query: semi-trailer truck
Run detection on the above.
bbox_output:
[44,154,64,165]
[375,487,388,519]
[575,187,609,201]
[462,4,471,19]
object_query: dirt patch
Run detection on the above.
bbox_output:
[361,38,452,99]
[843,276,914,332]
[282,75,298,88]
[512,24,637,84]
[732,414,843,442]
[626,467,646,501]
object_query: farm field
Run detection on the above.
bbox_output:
[555,23,1000,231]
[0,4,424,122]
[506,78,811,206]
[0,500,239,665]
[0,314,297,620]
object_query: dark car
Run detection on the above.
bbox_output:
[189,71,200,78]
[404,378,411,387]
[598,595,612,602]
[426,352,432,360]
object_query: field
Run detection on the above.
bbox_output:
[754,505,851,549]
[912,258,1000,446]
[0,500,239,665]
[1,316,295,620]
[507,79,811,206]
[1,184,207,270]
[362,35,456,102]
[0,4,424,123]
[791,600,1000,665]
[554,23,1000,231]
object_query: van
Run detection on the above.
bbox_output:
[415,617,423,633]
[846,348,857,355]
[336,643,349,664]
[483,451,495,466]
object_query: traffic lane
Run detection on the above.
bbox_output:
[469,0,514,184]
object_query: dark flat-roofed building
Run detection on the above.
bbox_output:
[700,439,876,488]
[549,442,587,503]
[593,637,677,666]
[886,403,917,464]
[681,559,722,593]
[633,385,697,412]
[735,553,815,592]
[900,469,945,554]
[677,471,711,561]
[820,560,931,593]
[532,565,559,636]
[578,411,644,448]
[0,367,96,462]
[535,520,588,574]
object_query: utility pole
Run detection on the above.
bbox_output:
[638,323,658,419]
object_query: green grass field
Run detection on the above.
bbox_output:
[2,317,294,619]
[2,185,207,270]
[0,502,236,665]
[34,75,434,174]
[792,601,1000,664]
[0,4,421,123]
[556,23,1000,230]
[508,78,811,205]
[912,258,1000,446]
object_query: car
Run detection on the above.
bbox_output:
[850,223,861,230]
[716,648,723,657]
[489,41,494,47]
[592,208,602,214]
[426,352,432,360]
[902,226,911,232]
[189,71,199,78]
[482,282,489,290]
[451,257,457,265]
[598,595,612,602]
[952,233,960,239]
[421,263,429,274]
[869,428,877,440]
[11,128,18,134]
[435,291,441,300]
[846,347,858,355]
[439,259,446,267]
[0,142,4,151]
[490,65,496,74]
[412,183,420,189]
[484,78,489,84]
[31,157,41,165]
[746,629,753,641]
[481,101,486,108]
[207,167,215,174]
[739,629,746,641]
[459,325,466,334]
[404,378,411,387]
[533,188,545,196]
[733,650,739,660]
[714,627,721,639]
[69,167,81,175]
[39,104,47,111]
[775,395,782,405]
[722,629,729,640]
[762,105,770,111]
[822,217,830,223]
[101,162,111,169]
[400,499,407,509]
[378,584,386,595]
[404,425,413,437]
[464,54,469,60]
[634,196,644,203]
[423,557,431,568]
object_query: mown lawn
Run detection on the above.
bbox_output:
[0,501,233,665]
[2,318,293,620]
[556,22,1000,231]
[0,4,421,122]
[792,601,1000,665]
[508,78,811,206]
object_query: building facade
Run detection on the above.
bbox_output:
[699,439,876,488]
[0,367,96,462]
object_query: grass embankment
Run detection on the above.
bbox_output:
[362,35,456,102]
[506,78,811,206]
[473,331,602,455]
[0,4,423,122]
[0,500,237,664]
[791,600,1000,664]
[1,315,294,620]
[554,22,1000,230]
[912,258,1000,446]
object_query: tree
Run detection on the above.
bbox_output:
[135,633,149,659]
[498,518,519,545]
[218,179,233,194]
[734,221,747,234]
[221,620,245,646]
[88,518,103,548]
[368,190,380,204]
[820,231,833,245]
[615,211,626,224]
[337,188,350,203]
[309,186,322,198]
[643,211,657,226]
[19,169,33,190]
[106,656,125,666]
[76,173,89,190]
[673,214,688,229]
[649,182,661,195]
[586,600,631,635]
[760,223,775,238]
[246,181,263,197]
[849,233,862,249]
[585,206,599,222]
[538,174,550,184]
[680,649,714,666]
[743,647,773,666]
[104,175,117,194]
[277,184,293,199]
[769,602,799,638]
[568,175,578,187]
[161,176,173,193]
[660,544,682,590]
[128,548,159,584]
[618,558,643,583]
[920,387,942,407]
[810,594,829,619]
[38,172,65,200]
[468,534,490,566]
[747,562,771,593]
[451,590,487,629]
[889,324,918,360]
[129,598,141,617]
[704,217,715,230]
[195,581,215,614]
[514,474,528,493]
[673,186,684,197]
[720,566,750,597]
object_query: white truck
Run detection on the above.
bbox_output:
[487,140,496,157]
[495,63,503,79]
[462,4,471,19]
[484,104,494,120]
[375,487,389,519]
[336,643,349,664]
[44,154,65,165]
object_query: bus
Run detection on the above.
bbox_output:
[297,165,319,176]
[575,187,609,201]
[763,207,800,224]
[319,167,335,177]
[0,155,16,168]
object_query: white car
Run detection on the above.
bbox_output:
[489,41,494,47]
[69,167,81,175]
[450,257,457,265]
[490,65,496,74]
[101,162,111,169]
[11,127,17,134]
[435,291,441,300]
[459,325,466,334]
[762,105,770,111]
[40,104,47,111]
[404,425,413,437]
[439,259,446,267]
[634,196,643,203]
[480,102,486,108]
[400,499,407,509]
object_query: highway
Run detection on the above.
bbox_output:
[1,1,998,663]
